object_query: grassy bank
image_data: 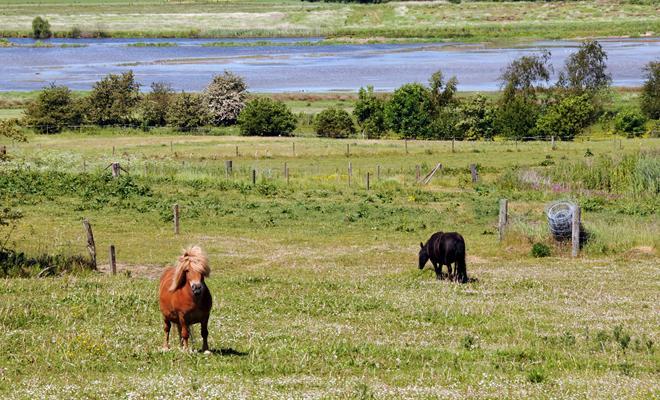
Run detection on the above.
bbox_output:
[0,0,658,42]
[0,131,658,398]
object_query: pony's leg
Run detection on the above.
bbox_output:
[201,318,210,353]
[175,322,182,346]
[447,264,453,281]
[433,263,442,280]
[179,318,190,350]
[163,319,171,350]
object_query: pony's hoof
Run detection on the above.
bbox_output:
[203,350,211,355]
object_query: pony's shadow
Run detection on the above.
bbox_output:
[204,348,249,357]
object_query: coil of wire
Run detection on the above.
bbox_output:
[546,201,576,241]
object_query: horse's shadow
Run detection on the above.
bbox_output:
[204,348,249,357]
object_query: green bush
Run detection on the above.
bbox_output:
[354,86,386,138]
[495,96,540,139]
[141,82,174,127]
[167,92,209,132]
[32,16,52,39]
[536,93,595,140]
[315,108,355,138]
[614,108,647,137]
[531,243,551,258]
[238,97,296,136]
[385,83,434,138]
[455,95,496,140]
[640,61,660,120]
[24,84,82,134]
[429,108,459,140]
[85,71,141,126]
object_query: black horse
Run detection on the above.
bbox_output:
[419,232,468,283]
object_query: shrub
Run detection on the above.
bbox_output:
[614,108,647,137]
[494,96,540,139]
[315,107,355,138]
[455,95,496,140]
[354,86,386,138]
[24,84,82,133]
[500,50,552,102]
[69,26,82,39]
[85,71,141,126]
[531,243,551,258]
[0,120,26,144]
[204,71,247,126]
[429,108,459,140]
[385,83,434,138]
[141,82,174,127]
[237,97,296,136]
[32,16,52,39]
[557,40,611,94]
[640,61,660,120]
[167,92,209,132]
[535,93,595,140]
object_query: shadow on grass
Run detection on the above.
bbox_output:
[205,348,249,356]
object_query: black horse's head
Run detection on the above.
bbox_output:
[418,242,429,269]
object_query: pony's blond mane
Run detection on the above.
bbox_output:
[169,246,210,292]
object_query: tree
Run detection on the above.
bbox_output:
[167,92,209,132]
[455,95,496,140]
[558,40,611,94]
[640,61,660,120]
[500,50,552,102]
[204,71,247,126]
[385,83,434,138]
[429,70,458,111]
[85,71,141,126]
[613,108,647,138]
[237,97,296,136]
[24,84,82,134]
[32,17,52,39]
[494,96,540,139]
[141,82,174,127]
[314,108,355,138]
[353,86,386,138]
[535,93,595,140]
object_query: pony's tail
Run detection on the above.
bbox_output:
[169,245,209,292]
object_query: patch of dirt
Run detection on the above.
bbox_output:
[625,246,657,258]
[97,263,165,279]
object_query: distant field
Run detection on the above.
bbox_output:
[0,0,658,42]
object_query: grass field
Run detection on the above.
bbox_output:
[0,0,658,42]
[0,130,658,398]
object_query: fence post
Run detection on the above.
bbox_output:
[112,146,115,156]
[348,162,352,186]
[571,205,581,257]
[366,172,370,190]
[405,139,408,154]
[470,164,478,183]
[498,199,508,242]
[415,165,420,181]
[252,168,256,185]
[111,162,121,178]
[170,141,173,153]
[284,162,289,184]
[292,142,296,157]
[377,165,381,180]
[109,245,116,275]
[173,204,180,235]
[551,135,556,150]
[451,137,455,153]
[82,218,96,269]
[236,145,239,157]
[225,160,233,177]
[346,143,350,157]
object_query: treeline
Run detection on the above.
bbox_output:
[18,41,660,140]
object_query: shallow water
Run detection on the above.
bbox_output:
[1,37,658,92]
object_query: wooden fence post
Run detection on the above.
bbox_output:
[82,219,96,268]
[415,165,420,181]
[109,245,116,275]
[377,165,381,180]
[405,139,408,154]
[470,164,478,183]
[111,162,121,178]
[571,205,581,257]
[551,135,556,150]
[225,160,233,177]
[498,199,508,242]
[292,142,296,157]
[346,143,350,157]
[451,137,455,153]
[112,146,116,156]
[173,204,180,235]
[252,169,256,185]
[348,162,352,186]
[366,172,370,190]
[235,145,239,157]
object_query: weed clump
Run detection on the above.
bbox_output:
[531,242,551,258]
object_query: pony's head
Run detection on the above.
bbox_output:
[418,242,429,269]
[169,246,210,297]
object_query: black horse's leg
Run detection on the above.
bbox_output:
[433,263,442,280]
[447,263,453,281]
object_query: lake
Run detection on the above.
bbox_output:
[1,37,658,92]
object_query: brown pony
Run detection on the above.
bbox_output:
[158,246,212,352]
